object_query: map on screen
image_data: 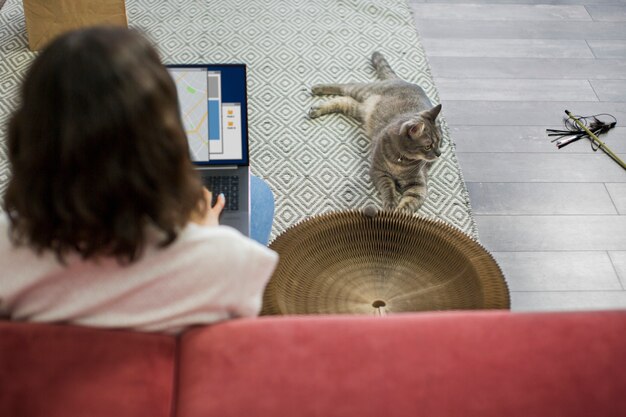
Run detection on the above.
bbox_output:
[168,66,245,163]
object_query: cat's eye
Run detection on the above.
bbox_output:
[424,145,432,151]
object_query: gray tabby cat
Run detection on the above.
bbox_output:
[309,52,443,213]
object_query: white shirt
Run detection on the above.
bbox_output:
[0,215,278,334]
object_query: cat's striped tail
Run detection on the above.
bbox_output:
[371,51,399,80]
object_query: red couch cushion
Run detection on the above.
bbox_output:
[0,321,176,417]
[177,311,626,417]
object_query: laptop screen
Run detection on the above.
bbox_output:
[167,64,249,166]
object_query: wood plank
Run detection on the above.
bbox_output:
[474,215,626,251]
[411,4,592,21]
[609,251,626,288]
[409,0,624,4]
[414,19,626,40]
[466,183,618,215]
[494,251,622,291]
[606,183,626,214]
[449,126,626,154]
[456,152,626,183]
[436,78,597,101]
[511,290,626,311]
[440,101,626,126]
[422,38,594,58]
[588,40,626,59]
[428,57,626,80]
[586,5,626,21]
[590,80,626,102]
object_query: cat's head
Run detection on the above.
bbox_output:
[397,104,442,162]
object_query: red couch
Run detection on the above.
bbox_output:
[1,310,625,417]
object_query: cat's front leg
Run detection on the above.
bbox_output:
[396,184,427,213]
[309,97,362,120]
[371,169,398,211]
[311,82,371,100]
[311,83,345,96]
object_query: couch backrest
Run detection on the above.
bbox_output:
[176,311,626,417]
[0,321,176,417]
[2,311,625,417]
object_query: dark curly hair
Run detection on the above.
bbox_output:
[3,26,205,263]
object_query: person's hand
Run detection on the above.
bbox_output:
[190,187,225,227]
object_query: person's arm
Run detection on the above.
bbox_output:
[190,187,225,226]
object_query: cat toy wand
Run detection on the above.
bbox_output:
[565,110,626,171]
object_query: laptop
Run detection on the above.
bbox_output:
[167,64,250,236]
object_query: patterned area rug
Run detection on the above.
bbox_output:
[0,0,477,239]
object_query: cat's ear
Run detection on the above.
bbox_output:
[422,104,442,121]
[398,120,424,137]
[409,122,425,136]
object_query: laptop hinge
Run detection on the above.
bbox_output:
[195,166,238,170]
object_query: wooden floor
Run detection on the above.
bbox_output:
[409,0,626,311]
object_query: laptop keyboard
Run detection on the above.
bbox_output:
[202,175,240,211]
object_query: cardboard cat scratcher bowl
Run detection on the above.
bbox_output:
[261,208,509,315]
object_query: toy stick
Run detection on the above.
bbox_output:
[565,110,626,171]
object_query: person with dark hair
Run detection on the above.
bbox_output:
[0,27,278,334]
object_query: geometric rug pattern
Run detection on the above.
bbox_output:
[0,0,478,240]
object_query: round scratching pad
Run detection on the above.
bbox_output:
[262,210,509,315]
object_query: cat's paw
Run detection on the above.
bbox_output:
[308,105,323,119]
[311,84,336,96]
[311,85,324,96]
[395,206,418,214]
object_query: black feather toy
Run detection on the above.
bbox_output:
[546,113,616,149]
[547,111,625,170]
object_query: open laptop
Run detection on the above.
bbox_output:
[167,64,250,236]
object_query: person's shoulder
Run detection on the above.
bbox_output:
[171,224,278,270]
[0,212,57,273]
[181,223,251,244]
[176,224,275,256]
[0,213,13,250]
